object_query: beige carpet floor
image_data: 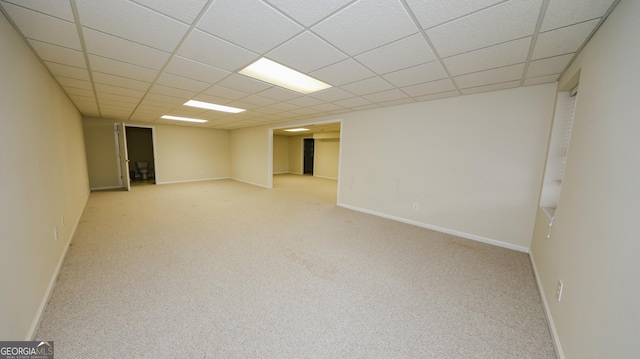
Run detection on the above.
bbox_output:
[36,175,556,358]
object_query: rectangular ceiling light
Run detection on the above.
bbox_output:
[161,115,208,123]
[284,128,309,132]
[184,100,245,113]
[240,58,332,94]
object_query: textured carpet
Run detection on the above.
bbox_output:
[36,175,556,358]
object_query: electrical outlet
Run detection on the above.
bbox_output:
[412,203,420,211]
[556,279,564,302]
[54,227,58,241]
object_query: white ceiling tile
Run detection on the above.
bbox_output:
[177,30,258,72]
[524,74,560,86]
[264,102,300,112]
[43,62,90,81]
[362,88,409,103]
[355,34,436,75]
[203,86,250,101]
[56,76,92,90]
[92,72,151,91]
[130,0,208,24]
[96,97,138,109]
[137,99,178,111]
[197,0,303,54]
[75,0,188,52]
[129,113,159,122]
[287,97,325,107]
[460,80,521,95]
[218,74,272,94]
[332,96,372,109]
[310,59,375,86]
[265,0,352,27]
[351,103,381,111]
[256,87,301,102]
[455,63,525,89]
[414,90,460,102]
[427,0,542,57]
[3,3,81,50]
[310,87,355,102]
[288,107,322,116]
[236,94,278,107]
[145,93,190,106]
[155,73,210,93]
[68,94,96,104]
[28,40,86,68]
[83,28,170,70]
[405,0,504,29]
[149,84,197,99]
[164,56,230,84]
[310,103,343,112]
[254,107,283,115]
[94,84,145,98]
[401,78,457,97]
[443,37,532,76]
[532,20,598,60]
[88,55,158,83]
[1,0,75,21]
[379,98,415,107]
[266,31,347,73]
[341,76,394,96]
[526,53,574,78]
[312,0,418,56]
[541,0,616,32]
[63,87,95,97]
[383,61,448,87]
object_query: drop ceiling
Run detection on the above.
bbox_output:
[0,0,618,130]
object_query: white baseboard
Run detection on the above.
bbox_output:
[313,175,338,180]
[273,171,289,175]
[231,178,270,188]
[27,194,90,340]
[156,177,230,185]
[529,253,565,359]
[90,185,121,191]
[337,203,529,253]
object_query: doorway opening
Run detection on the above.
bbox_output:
[303,138,314,175]
[126,126,156,186]
[269,120,342,199]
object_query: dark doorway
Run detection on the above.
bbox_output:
[125,126,155,185]
[303,138,314,175]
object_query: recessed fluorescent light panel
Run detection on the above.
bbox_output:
[284,128,309,132]
[161,115,207,123]
[240,58,332,94]
[184,100,245,113]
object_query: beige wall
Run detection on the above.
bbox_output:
[83,119,120,188]
[530,0,640,357]
[0,13,90,340]
[338,84,556,250]
[288,135,304,174]
[230,126,270,187]
[314,139,340,179]
[154,124,229,183]
[83,118,230,187]
[272,134,340,178]
[230,85,554,250]
[273,135,290,174]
